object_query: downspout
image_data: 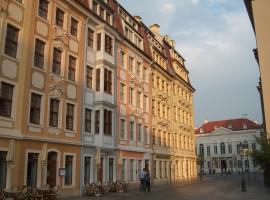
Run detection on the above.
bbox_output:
[80,16,89,196]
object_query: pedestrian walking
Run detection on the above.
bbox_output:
[139,168,146,192]
[144,169,151,192]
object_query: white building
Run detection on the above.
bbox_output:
[195,118,261,174]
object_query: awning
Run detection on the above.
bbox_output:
[6,140,15,165]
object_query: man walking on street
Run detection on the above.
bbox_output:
[145,169,151,192]
[139,168,146,192]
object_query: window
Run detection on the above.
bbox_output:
[66,103,74,130]
[52,48,62,75]
[34,39,45,69]
[214,145,218,154]
[38,0,49,19]
[104,109,112,135]
[85,108,92,132]
[120,83,126,102]
[100,7,105,19]
[207,146,210,156]
[65,155,73,185]
[70,17,78,37]
[129,88,134,105]
[121,159,126,180]
[164,161,167,178]
[152,100,155,115]
[106,11,111,24]
[95,110,100,134]
[228,144,232,154]
[87,28,94,48]
[120,51,126,68]
[97,33,101,51]
[153,160,156,178]
[68,56,76,81]
[96,69,100,91]
[120,119,126,139]
[152,128,156,145]
[104,68,112,94]
[0,151,7,188]
[55,8,64,28]
[137,91,141,108]
[49,99,59,127]
[130,121,134,140]
[130,159,134,182]
[26,153,38,186]
[138,124,142,142]
[30,93,41,124]
[92,1,97,14]
[243,124,247,129]
[5,24,19,58]
[199,144,204,156]
[144,126,148,144]
[237,144,240,155]
[220,142,225,154]
[129,57,134,72]
[143,95,148,112]
[105,34,113,55]
[0,82,14,117]
[159,161,162,178]
[252,143,256,151]
[86,66,93,89]
[84,157,91,184]
[137,62,141,76]
[143,67,147,81]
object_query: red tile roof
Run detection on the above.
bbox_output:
[195,118,261,134]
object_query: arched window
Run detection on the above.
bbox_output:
[199,144,204,156]
[220,142,225,154]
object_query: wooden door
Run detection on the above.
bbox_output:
[47,152,57,187]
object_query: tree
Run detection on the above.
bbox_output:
[251,135,270,186]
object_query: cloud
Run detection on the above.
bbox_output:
[160,2,176,12]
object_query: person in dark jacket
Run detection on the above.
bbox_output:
[144,169,151,192]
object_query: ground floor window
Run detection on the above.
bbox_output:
[0,151,7,188]
[65,155,73,185]
[27,153,38,186]
[159,161,162,178]
[130,159,134,182]
[84,156,91,184]
[109,158,114,181]
[121,159,126,181]
[153,160,156,178]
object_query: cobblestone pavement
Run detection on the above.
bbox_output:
[64,174,270,200]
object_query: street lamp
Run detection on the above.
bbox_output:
[239,142,246,192]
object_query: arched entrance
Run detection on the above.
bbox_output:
[47,152,57,187]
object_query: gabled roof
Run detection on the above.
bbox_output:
[195,118,261,135]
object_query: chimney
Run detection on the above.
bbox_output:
[204,119,208,124]
[149,24,160,34]
[134,15,142,23]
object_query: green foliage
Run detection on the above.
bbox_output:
[251,136,270,170]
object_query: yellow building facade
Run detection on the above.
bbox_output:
[0,0,88,196]
[149,25,197,183]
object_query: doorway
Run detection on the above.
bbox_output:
[47,152,57,187]
[27,153,38,186]
[221,160,227,173]
[0,151,7,188]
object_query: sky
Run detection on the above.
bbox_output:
[118,0,262,127]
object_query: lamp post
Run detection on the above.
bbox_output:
[240,142,246,192]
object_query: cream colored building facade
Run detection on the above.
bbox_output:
[244,0,270,138]
[149,25,197,183]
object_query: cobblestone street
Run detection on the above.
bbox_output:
[66,174,270,200]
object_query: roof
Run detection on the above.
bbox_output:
[195,118,261,134]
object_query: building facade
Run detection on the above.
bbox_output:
[195,118,261,174]
[149,25,197,183]
[0,0,197,195]
[244,0,270,138]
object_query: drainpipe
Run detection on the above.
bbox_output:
[79,16,89,197]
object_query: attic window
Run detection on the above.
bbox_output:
[243,124,247,129]
[228,124,232,129]
[200,128,203,133]
[214,126,218,130]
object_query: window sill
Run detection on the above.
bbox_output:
[32,65,46,73]
[67,79,78,85]
[36,15,49,24]
[3,54,19,63]
[62,185,75,189]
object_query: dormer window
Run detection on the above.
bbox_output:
[200,128,203,133]
[214,126,218,130]
[243,124,247,129]
[228,124,232,129]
